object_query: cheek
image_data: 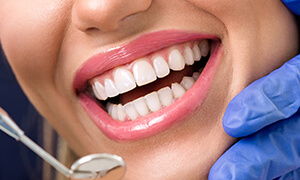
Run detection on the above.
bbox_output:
[0,1,71,94]
[230,2,298,91]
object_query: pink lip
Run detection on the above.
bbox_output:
[74,30,222,141]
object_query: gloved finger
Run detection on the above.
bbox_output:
[223,55,300,137]
[274,168,300,180]
[209,112,300,180]
[282,0,300,15]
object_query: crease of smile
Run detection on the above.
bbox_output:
[85,39,211,122]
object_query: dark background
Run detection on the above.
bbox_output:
[0,49,43,180]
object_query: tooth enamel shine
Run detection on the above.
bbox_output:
[133,59,157,86]
[144,92,162,112]
[157,87,173,107]
[168,49,185,71]
[111,104,118,120]
[193,44,201,61]
[180,76,195,90]
[171,83,186,98]
[104,78,119,97]
[123,102,139,120]
[114,68,136,94]
[133,97,150,116]
[153,56,170,78]
[183,46,194,65]
[92,81,108,101]
[117,104,126,121]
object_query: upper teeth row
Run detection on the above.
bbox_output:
[90,40,210,101]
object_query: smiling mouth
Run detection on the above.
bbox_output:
[75,30,222,141]
[86,40,211,121]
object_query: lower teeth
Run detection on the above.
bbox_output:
[106,70,201,121]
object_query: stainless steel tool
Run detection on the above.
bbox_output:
[0,108,126,179]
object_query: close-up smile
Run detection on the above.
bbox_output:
[74,30,223,141]
[1,0,299,179]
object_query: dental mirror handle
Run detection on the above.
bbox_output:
[19,135,73,177]
[0,110,85,178]
[0,110,24,140]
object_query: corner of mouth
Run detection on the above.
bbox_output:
[76,31,222,141]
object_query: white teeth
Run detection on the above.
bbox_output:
[123,102,139,120]
[168,49,185,71]
[117,104,126,121]
[183,46,194,65]
[192,44,201,61]
[192,72,200,80]
[107,103,113,116]
[144,92,162,112]
[153,56,170,78]
[111,104,119,120]
[104,78,119,97]
[180,76,195,90]
[157,87,173,107]
[200,40,209,57]
[171,83,186,99]
[91,40,211,121]
[133,59,157,86]
[107,103,118,120]
[114,68,136,94]
[133,97,150,116]
[107,74,197,121]
[92,81,108,101]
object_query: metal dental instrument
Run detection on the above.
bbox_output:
[0,109,126,179]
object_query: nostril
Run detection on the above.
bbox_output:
[85,27,99,33]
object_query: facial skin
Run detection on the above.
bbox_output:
[0,0,298,179]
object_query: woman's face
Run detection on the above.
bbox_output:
[0,0,298,179]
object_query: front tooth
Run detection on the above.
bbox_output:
[114,68,136,94]
[171,83,186,98]
[200,40,209,57]
[192,72,200,80]
[157,87,173,107]
[117,104,126,121]
[133,97,150,116]
[123,102,139,120]
[192,44,201,61]
[104,78,119,98]
[153,56,170,78]
[92,81,108,101]
[180,76,195,90]
[144,92,162,112]
[183,46,194,65]
[168,49,185,71]
[133,59,157,86]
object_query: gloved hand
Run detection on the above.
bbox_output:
[209,54,300,180]
[283,0,300,15]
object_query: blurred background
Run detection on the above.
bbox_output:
[0,47,54,180]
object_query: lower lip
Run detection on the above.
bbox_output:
[80,43,223,141]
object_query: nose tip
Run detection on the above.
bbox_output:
[72,0,152,32]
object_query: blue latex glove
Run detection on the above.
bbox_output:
[283,0,300,15]
[209,54,300,180]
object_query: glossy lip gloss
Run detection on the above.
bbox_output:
[74,30,223,141]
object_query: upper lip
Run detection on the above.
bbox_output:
[75,30,222,141]
[73,30,218,93]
